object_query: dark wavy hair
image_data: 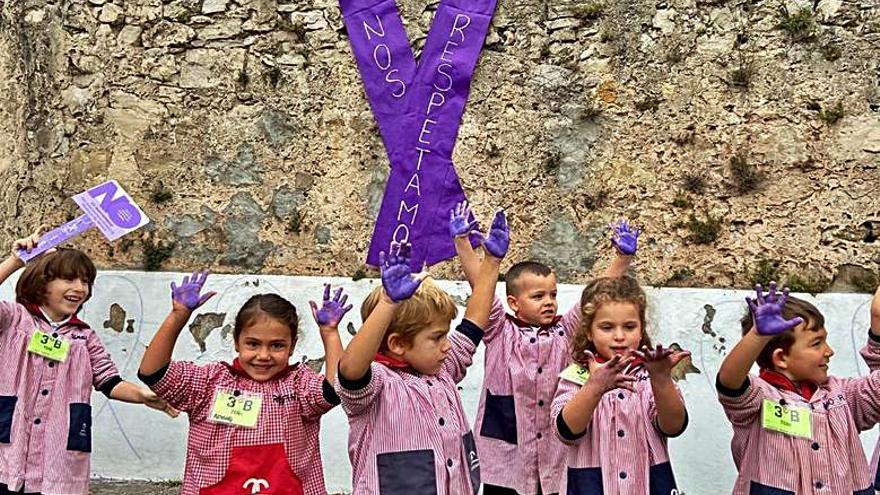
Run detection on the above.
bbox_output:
[16,248,97,308]
[234,294,300,342]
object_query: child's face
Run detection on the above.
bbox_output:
[507,273,558,326]
[590,301,643,360]
[778,324,834,384]
[394,316,451,375]
[42,278,90,320]
[234,315,294,382]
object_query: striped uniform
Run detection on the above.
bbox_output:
[141,360,338,495]
[476,298,580,495]
[552,367,686,495]
[0,301,122,495]
[335,319,484,495]
[716,345,880,495]
[857,331,880,492]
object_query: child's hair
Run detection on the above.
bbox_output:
[361,278,457,351]
[739,295,824,369]
[234,294,300,342]
[16,248,97,308]
[505,261,553,296]
[571,276,651,365]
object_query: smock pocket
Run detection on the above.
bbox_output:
[0,396,17,443]
[377,449,437,495]
[462,431,480,493]
[749,481,794,495]
[480,390,517,444]
[855,488,873,495]
[67,403,92,453]
[649,462,677,495]
[567,467,603,495]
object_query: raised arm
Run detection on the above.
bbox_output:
[450,201,481,286]
[139,271,216,375]
[309,283,352,384]
[605,219,639,278]
[871,285,880,338]
[463,210,509,329]
[337,243,425,382]
[717,282,803,390]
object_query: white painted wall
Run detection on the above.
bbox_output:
[4,271,874,494]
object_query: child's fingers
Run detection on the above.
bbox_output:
[342,303,353,313]
[164,405,180,418]
[767,281,778,303]
[779,287,791,306]
[413,271,430,282]
[745,296,757,314]
[309,300,319,319]
[785,316,805,330]
[340,294,349,307]
[182,275,190,286]
[332,286,342,302]
[197,291,217,306]
[669,351,692,367]
[170,281,178,293]
[379,251,388,269]
[754,284,766,304]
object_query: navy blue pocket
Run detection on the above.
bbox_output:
[649,462,677,495]
[749,481,794,495]
[567,466,603,495]
[854,488,873,495]
[377,449,437,495]
[67,403,92,453]
[480,390,517,444]
[462,431,480,494]
[0,396,16,444]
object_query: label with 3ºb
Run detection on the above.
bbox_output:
[762,399,811,438]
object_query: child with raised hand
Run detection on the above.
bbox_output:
[450,201,639,495]
[849,284,880,491]
[335,210,508,495]
[551,276,689,495]
[138,274,350,495]
[716,281,880,495]
[0,228,176,495]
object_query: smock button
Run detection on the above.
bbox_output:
[538,400,545,407]
[617,392,625,399]
[52,333,58,338]
[558,331,564,336]
[814,481,823,489]
[537,432,543,439]
[48,362,54,368]
[530,337,536,344]
[618,430,625,437]
[438,418,445,426]
[33,419,41,425]
[620,472,627,479]
[537,367,543,374]
[233,390,241,397]
[426,380,433,386]
[811,442,820,450]
[41,390,48,396]
[446,459,453,467]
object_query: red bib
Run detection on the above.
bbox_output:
[199,444,303,495]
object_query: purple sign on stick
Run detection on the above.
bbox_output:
[16,180,150,263]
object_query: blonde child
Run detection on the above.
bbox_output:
[335,210,508,495]
[717,281,880,494]
[0,229,176,495]
[139,274,349,495]
[552,276,689,495]
[450,203,638,495]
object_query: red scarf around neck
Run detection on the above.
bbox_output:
[759,368,817,401]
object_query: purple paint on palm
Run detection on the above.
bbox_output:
[746,282,804,336]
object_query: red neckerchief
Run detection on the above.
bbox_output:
[24,303,89,329]
[505,313,562,330]
[226,358,295,382]
[759,368,817,401]
[374,352,412,370]
[594,354,645,369]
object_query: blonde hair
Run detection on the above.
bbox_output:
[361,278,458,351]
[571,276,651,365]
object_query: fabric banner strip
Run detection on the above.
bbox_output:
[341,0,497,268]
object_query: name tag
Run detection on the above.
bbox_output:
[209,390,262,428]
[559,363,590,386]
[762,399,811,438]
[27,330,70,362]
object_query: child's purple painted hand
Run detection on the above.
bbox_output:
[584,352,637,394]
[478,209,509,259]
[309,284,353,327]
[746,282,804,336]
[380,243,428,303]
[610,219,640,256]
[633,344,691,378]
[449,201,478,239]
[170,271,216,311]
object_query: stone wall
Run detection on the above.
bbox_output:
[0,0,878,289]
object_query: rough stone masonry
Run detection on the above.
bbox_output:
[0,0,877,290]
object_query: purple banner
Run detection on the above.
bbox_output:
[341,0,497,268]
